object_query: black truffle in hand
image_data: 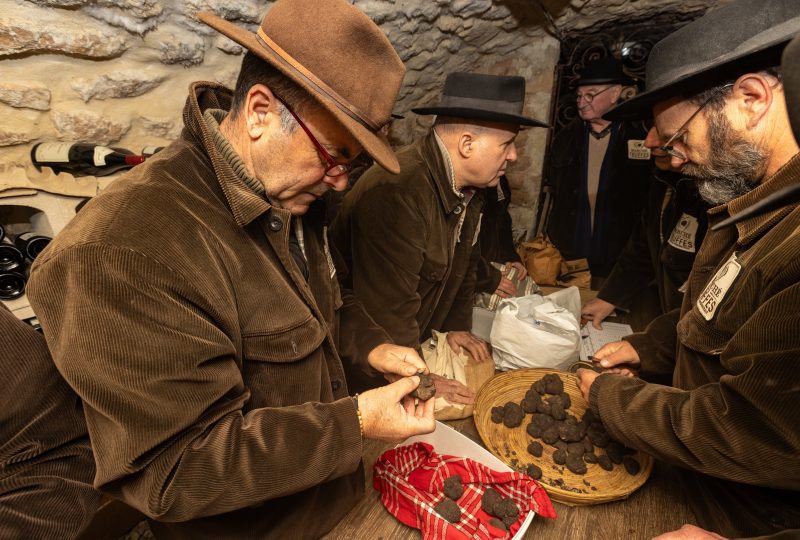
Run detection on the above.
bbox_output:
[411,372,437,401]
[434,498,461,523]
[443,475,464,501]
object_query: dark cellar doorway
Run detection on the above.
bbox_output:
[533,9,707,236]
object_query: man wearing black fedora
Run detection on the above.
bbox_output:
[332,72,547,400]
[576,1,800,537]
[26,0,438,538]
[545,57,651,290]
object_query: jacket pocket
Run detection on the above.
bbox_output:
[242,316,326,363]
[420,258,447,284]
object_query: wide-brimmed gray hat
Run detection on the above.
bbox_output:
[606,0,800,121]
[412,72,548,128]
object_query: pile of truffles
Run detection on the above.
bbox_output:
[433,475,464,523]
[481,487,520,533]
[490,373,641,489]
[432,475,522,532]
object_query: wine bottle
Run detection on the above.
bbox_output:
[0,270,26,300]
[14,231,52,261]
[0,241,24,272]
[30,142,146,177]
[142,145,165,157]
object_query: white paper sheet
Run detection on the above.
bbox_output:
[579,322,634,361]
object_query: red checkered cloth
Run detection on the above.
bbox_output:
[374,442,556,540]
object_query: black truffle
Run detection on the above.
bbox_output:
[542,373,564,394]
[526,463,542,480]
[549,403,566,421]
[520,396,539,414]
[566,453,588,475]
[502,402,525,428]
[496,498,520,527]
[531,413,554,429]
[552,448,567,465]
[443,475,464,501]
[587,424,610,448]
[488,517,508,531]
[490,406,505,424]
[597,454,613,471]
[527,440,543,457]
[434,498,461,523]
[541,425,560,445]
[411,372,437,401]
[546,394,566,410]
[481,487,503,515]
[560,392,572,409]
[623,456,641,475]
[606,441,624,464]
[526,422,543,438]
[531,380,546,395]
[583,452,598,464]
[559,422,583,443]
[566,442,585,457]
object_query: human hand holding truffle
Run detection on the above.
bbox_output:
[367,343,428,382]
[592,340,640,374]
[575,368,601,403]
[446,331,491,363]
[359,376,435,442]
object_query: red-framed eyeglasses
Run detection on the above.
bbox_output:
[274,95,362,178]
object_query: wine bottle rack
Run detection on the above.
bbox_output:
[0,192,86,324]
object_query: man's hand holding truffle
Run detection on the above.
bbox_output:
[359,376,436,442]
[367,343,429,382]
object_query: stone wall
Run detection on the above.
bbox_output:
[0,0,559,243]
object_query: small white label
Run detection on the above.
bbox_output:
[628,139,651,160]
[34,142,72,163]
[93,146,114,166]
[697,253,742,321]
[668,213,699,253]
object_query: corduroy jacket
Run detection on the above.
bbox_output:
[331,130,484,353]
[598,169,709,314]
[589,154,800,537]
[0,304,100,539]
[27,82,391,540]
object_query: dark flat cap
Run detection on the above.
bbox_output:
[606,0,800,120]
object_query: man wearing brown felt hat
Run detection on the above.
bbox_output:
[26,1,437,538]
[331,72,548,406]
[574,1,800,538]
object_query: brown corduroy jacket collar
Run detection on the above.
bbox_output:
[183,81,275,228]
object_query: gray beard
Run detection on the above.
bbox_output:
[682,110,767,205]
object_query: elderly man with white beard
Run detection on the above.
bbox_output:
[574,1,800,538]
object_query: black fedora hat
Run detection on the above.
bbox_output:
[412,72,548,128]
[606,0,800,121]
[575,57,633,86]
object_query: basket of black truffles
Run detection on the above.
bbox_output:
[473,368,653,505]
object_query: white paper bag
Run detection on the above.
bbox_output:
[489,290,581,371]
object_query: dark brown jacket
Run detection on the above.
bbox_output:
[590,154,800,537]
[0,304,100,538]
[27,82,390,540]
[331,130,484,350]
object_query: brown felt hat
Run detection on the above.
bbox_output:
[198,0,405,174]
[784,35,800,142]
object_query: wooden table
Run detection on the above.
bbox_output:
[323,417,697,539]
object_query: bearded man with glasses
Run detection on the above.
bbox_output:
[545,57,652,289]
[24,1,438,538]
[575,1,800,538]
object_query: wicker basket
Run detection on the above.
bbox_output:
[474,368,653,506]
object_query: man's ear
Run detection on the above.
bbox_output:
[245,84,277,140]
[734,73,775,130]
[457,131,475,159]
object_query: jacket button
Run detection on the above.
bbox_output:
[453,206,462,215]
[269,218,283,232]
[331,380,342,391]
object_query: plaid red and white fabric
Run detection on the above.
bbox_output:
[374,442,556,540]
